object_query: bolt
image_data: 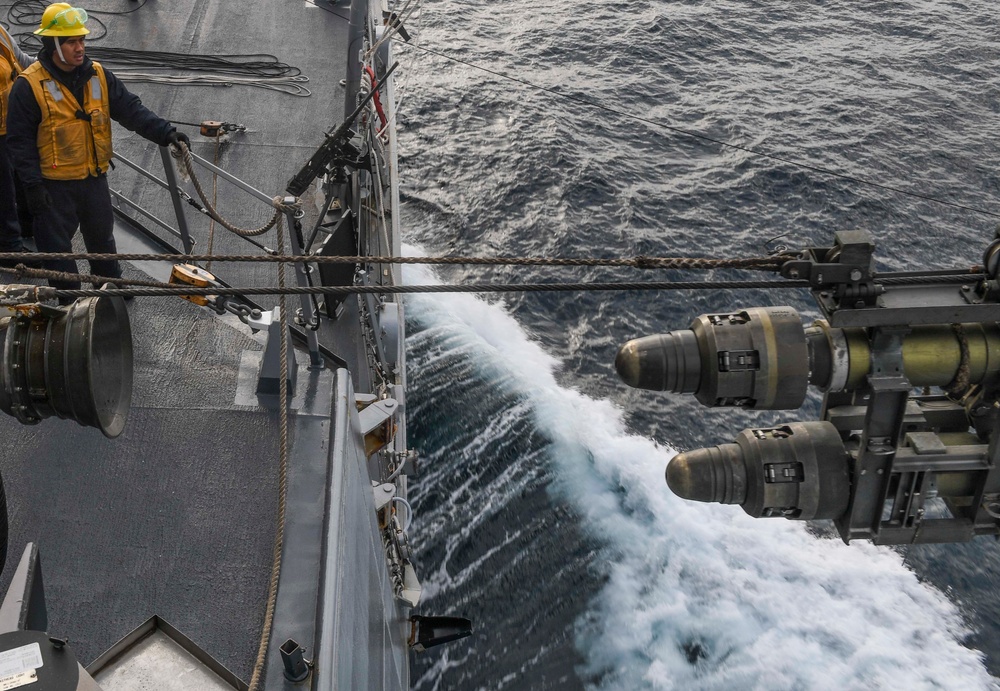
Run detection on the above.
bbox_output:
[850,269,862,281]
[788,269,800,278]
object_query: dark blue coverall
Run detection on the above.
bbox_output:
[6,49,175,290]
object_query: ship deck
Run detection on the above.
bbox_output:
[0,0,371,680]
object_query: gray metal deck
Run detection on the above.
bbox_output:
[0,289,277,675]
[0,0,392,683]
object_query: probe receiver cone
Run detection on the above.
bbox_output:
[616,307,809,410]
[615,330,701,393]
[666,421,850,521]
[0,295,133,438]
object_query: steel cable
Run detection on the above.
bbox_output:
[0,250,800,271]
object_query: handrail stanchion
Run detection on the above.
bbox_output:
[285,208,323,368]
[109,189,185,241]
[158,146,194,254]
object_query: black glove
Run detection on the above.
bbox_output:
[166,130,191,150]
[24,184,52,217]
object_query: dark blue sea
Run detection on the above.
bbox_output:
[395,1,1000,688]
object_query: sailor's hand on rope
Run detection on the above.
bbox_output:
[166,129,191,151]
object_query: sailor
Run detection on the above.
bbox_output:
[0,22,34,255]
[5,3,190,300]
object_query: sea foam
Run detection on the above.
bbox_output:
[401,245,995,690]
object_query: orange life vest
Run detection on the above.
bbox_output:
[0,29,23,136]
[18,60,113,179]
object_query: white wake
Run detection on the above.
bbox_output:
[402,247,994,690]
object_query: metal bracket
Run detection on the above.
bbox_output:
[279,639,311,683]
[255,307,297,398]
[781,230,880,315]
[245,306,273,333]
[358,398,397,435]
[372,482,395,511]
[399,562,422,607]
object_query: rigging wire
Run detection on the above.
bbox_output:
[0,250,802,270]
[1,260,983,300]
[365,0,419,61]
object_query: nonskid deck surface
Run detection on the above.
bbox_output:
[0,0,362,679]
[2,283,278,674]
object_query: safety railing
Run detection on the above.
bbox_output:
[109,145,324,366]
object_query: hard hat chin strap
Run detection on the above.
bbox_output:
[53,36,65,65]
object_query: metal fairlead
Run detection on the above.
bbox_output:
[616,229,1000,545]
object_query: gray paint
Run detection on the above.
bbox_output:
[0,0,412,685]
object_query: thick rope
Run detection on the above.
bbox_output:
[247,216,291,691]
[9,266,176,288]
[176,142,283,237]
[31,280,811,299]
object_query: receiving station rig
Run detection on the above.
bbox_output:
[616,229,1000,545]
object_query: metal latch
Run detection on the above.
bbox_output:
[718,350,760,372]
[764,462,804,484]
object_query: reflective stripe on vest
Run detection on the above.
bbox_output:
[44,79,63,102]
[18,61,113,180]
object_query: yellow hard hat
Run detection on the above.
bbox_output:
[35,3,90,37]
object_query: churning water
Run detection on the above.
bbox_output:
[396,1,1000,688]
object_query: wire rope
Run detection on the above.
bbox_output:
[0,250,802,270]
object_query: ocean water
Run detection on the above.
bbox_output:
[395,1,1000,688]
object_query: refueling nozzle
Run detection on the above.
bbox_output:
[615,306,810,409]
[666,421,850,520]
[615,306,1000,409]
